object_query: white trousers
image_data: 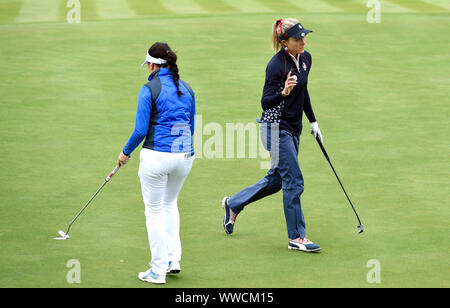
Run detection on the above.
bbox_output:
[138,148,194,275]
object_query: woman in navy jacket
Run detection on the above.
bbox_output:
[222,18,323,252]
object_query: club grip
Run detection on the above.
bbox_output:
[105,166,120,182]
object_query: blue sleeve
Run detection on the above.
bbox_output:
[261,59,284,110]
[190,93,195,136]
[122,86,152,156]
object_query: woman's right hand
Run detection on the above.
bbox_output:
[117,151,130,168]
[281,71,297,97]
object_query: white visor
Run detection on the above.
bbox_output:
[141,52,167,66]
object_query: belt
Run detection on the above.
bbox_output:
[184,151,195,158]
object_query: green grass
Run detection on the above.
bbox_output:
[0,0,449,288]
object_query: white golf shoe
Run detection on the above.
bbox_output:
[138,268,166,284]
[167,261,181,274]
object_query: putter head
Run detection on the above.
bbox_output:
[357,224,364,234]
[53,230,70,240]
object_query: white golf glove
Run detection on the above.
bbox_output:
[310,121,323,143]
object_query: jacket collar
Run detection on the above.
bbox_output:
[148,67,171,81]
[282,48,300,62]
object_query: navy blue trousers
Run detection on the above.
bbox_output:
[228,129,306,239]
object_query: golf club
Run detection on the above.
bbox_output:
[53,165,120,240]
[315,136,364,234]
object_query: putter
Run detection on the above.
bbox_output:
[315,136,364,234]
[53,165,120,240]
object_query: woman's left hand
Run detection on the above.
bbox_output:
[117,152,130,168]
[310,121,323,143]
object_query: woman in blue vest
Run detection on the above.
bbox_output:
[222,18,323,252]
[117,42,195,284]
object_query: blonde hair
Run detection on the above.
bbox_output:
[271,18,300,52]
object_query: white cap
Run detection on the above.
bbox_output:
[141,52,167,66]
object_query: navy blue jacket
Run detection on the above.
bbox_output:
[260,48,316,135]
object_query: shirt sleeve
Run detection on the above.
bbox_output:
[303,53,316,122]
[190,92,195,136]
[122,86,152,155]
[261,59,284,111]
[303,88,316,123]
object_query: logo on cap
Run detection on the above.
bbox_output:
[299,24,303,29]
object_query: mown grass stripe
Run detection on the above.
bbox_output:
[161,0,207,14]
[321,0,367,12]
[222,0,272,13]
[15,0,60,23]
[380,0,415,12]
[356,0,414,12]
[127,0,172,16]
[287,0,341,12]
[57,0,101,23]
[0,0,23,24]
[193,0,238,13]
[95,0,137,19]
[78,0,101,21]
[420,0,450,10]
[258,0,305,13]
[388,0,447,12]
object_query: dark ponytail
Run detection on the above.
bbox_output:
[166,50,182,97]
[148,42,183,97]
